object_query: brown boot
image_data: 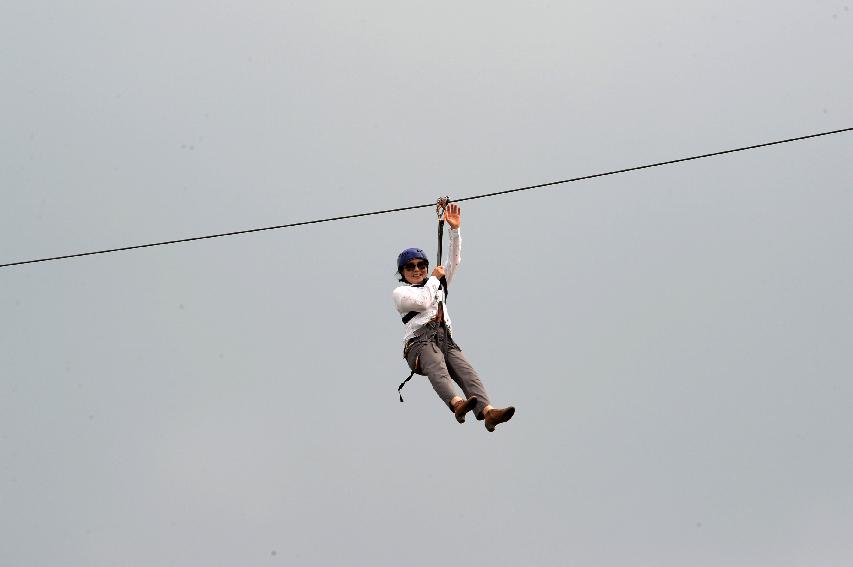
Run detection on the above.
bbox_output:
[451,396,478,423]
[484,406,515,432]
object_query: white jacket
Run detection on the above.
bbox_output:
[392,227,462,343]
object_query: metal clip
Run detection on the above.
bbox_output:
[435,196,450,220]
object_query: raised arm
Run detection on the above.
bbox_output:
[444,203,462,284]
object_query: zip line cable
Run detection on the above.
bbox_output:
[2,126,851,269]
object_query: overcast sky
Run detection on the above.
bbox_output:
[2,1,852,566]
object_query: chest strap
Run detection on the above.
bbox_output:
[400,278,448,324]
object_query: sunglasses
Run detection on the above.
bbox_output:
[403,260,429,272]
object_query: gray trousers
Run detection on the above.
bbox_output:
[404,321,491,416]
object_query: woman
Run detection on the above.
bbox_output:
[392,203,515,432]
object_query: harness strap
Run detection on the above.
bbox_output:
[398,369,416,402]
[400,278,428,323]
[399,340,423,402]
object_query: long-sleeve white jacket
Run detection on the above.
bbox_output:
[392,227,462,344]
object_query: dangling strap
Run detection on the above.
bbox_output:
[399,343,422,402]
[398,369,416,402]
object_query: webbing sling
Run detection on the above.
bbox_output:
[436,196,450,300]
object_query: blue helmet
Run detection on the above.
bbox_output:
[397,247,428,270]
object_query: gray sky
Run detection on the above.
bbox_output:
[2,1,852,565]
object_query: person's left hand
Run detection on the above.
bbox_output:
[444,203,461,229]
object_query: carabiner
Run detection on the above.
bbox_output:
[435,196,450,220]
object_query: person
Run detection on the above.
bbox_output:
[392,203,515,432]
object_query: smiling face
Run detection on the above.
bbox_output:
[401,259,429,284]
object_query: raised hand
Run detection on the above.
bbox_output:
[444,203,461,229]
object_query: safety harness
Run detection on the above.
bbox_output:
[398,197,450,402]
